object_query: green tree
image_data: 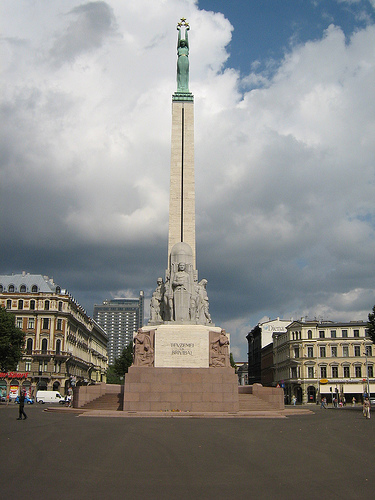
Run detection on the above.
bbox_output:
[230,352,237,372]
[107,341,133,384]
[368,305,375,344]
[0,306,25,371]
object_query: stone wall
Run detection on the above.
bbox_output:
[124,366,239,412]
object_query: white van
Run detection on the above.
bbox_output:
[36,390,63,404]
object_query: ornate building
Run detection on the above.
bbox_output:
[0,273,107,398]
[246,318,292,385]
[273,319,374,404]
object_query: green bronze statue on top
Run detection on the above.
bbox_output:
[176,18,190,93]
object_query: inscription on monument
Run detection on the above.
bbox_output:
[171,342,194,355]
[154,327,209,368]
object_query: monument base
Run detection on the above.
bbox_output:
[123,367,239,412]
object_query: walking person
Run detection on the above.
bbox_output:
[17,390,27,420]
[363,397,371,419]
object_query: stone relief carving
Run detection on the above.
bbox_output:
[209,330,230,367]
[196,279,212,324]
[149,242,212,325]
[149,269,212,325]
[133,329,155,367]
[150,278,165,322]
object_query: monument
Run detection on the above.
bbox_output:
[123,20,239,412]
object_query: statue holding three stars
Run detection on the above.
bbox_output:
[176,18,190,92]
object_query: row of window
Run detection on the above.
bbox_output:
[291,365,373,379]
[7,299,63,311]
[294,345,372,359]
[17,317,63,331]
[0,284,61,293]
[26,338,62,354]
[291,329,365,340]
[23,360,63,373]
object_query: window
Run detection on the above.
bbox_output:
[365,345,372,357]
[56,286,61,294]
[25,361,31,371]
[307,346,314,358]
[56,339,61,354]
[58,301,63,312]
[26,338,33,354]
[320,366,327,378]
[308,367,314,378]
[0,284,3,292]
[353,330,359,338]
[57,319,62,331]
[331,346,337,357]
[20,285,26,292]
[294,347,300,358]
[44,361,48,372]
[31,285,38,293]
[39,361,43,374]
[18,299,23,310]
[41,338,48,353]
[343,366,350,378]
[16,317,23,329]
[44,300,50,311]
[307,330,312,339]
[319,331,325,338]
[343,346,349,357]
[330,330,336,338]
[28,318,35,330]
[291,367,297,378]
[342,330,348,338]
[42,318,49,330]
[320,346,326,358]
[368,365,374,378]
[30,300,35,310]
[354,346,360,357]
[6,299,12,309]
[355,366,362,378]
[332,366,338,378]
[8,284,15,292]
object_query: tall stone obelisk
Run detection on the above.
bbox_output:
[123,20,239,413]
[168,102,195,267]
[168,20,196,269]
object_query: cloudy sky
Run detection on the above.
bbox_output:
[1,0,375,360]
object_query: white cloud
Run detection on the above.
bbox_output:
[1,1,375,359]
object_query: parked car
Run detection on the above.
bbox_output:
[15,395,35,404]
[370,397,375,406]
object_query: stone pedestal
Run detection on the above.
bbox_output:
[123,367,239,412]
[126,325,238,412]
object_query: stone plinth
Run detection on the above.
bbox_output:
[123,367,239,412]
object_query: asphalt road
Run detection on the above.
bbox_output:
[1,403,373,500]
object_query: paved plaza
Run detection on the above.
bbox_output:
[1,403,373,499]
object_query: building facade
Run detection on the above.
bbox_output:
[273,320,374,404]
[0,273,108,399]
[247,318,291,385]
[93,293,144,365]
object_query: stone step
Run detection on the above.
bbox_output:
[238,394,279,411]
[83,393,122,411]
